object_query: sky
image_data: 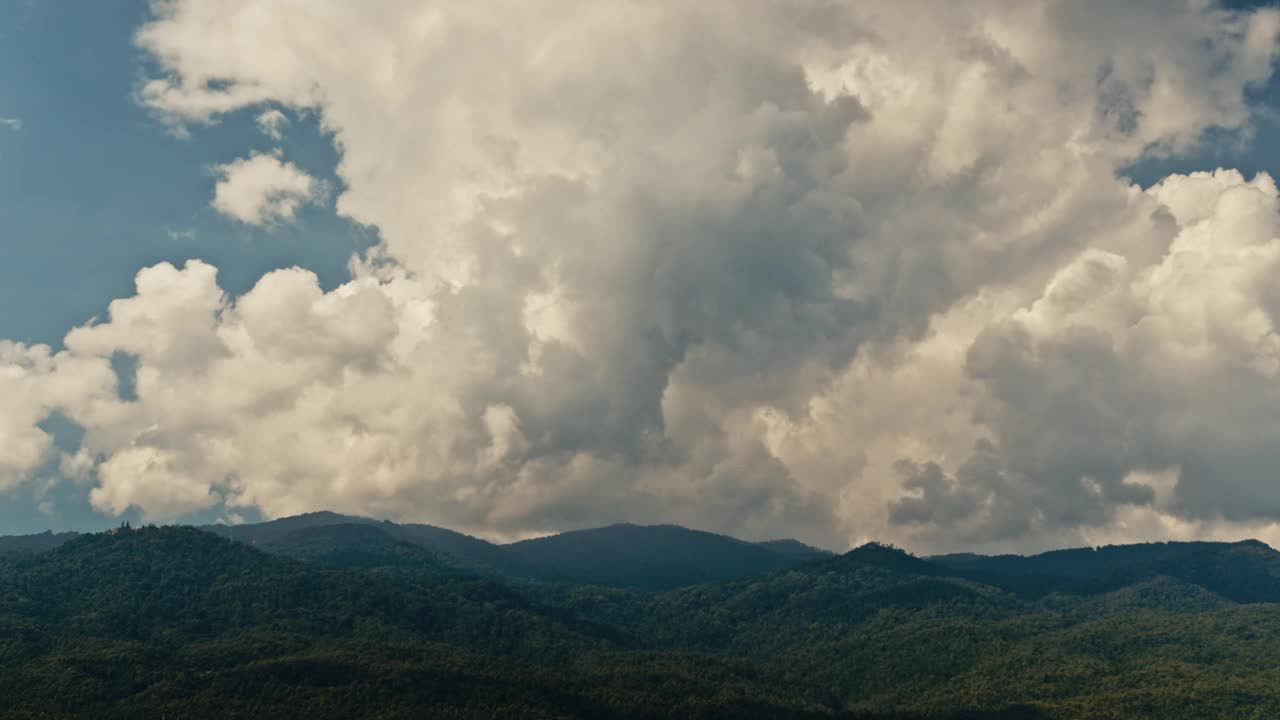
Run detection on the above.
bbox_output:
[6,1,1280,553]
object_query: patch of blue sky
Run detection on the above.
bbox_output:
[0,0,364,531]
[0,0,372,349]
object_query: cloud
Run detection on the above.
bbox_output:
[0,117,19,131]
[255,108,288,139]
[0,341,115,494]
[0,343,58,491]
[92,444,219,518]
[211,151,319,225]
[952,171,1280,533]
[2,1,1280,550]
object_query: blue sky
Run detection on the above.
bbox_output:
[0,0,368,532]
[0,1,369,350]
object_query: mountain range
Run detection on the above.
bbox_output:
[2,515,1280,718]
[4,512,835,591]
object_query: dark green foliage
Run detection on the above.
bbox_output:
[0,530,80,558]
[0,527,603,657]
[4,522,1280,718]
[932,540,1280,602]
[532,539,1280,718]
[754,538,836,562]
[503,523,819,590]
[206,514,832,589]
[204,512,537,575]
[254,522,447,573]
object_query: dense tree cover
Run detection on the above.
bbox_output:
[930,540,1280,602]
[204,514,832,590]
[252,523,451,574]
[0,530,81,558]
[203,513,521,575]
[530,543,1280,719]
[0,528,903,719]
[502,524,827,590]
[3,524,1280,718]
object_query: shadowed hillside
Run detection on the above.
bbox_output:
[503,523,825,590]
[205,514,832,590]
[932,539,1280,602]
[4,522,1280,717]
[0,525,1034,719]
[0,530,81,558]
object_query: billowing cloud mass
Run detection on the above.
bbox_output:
[211,151,319,225]
[6,0,1280,550]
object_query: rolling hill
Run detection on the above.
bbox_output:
[202,513,833,590]
[5,521,1280,717]
[931,539,1280,602]
[0,529,80,558]
[503,523,828,589]
[0,525,928,719]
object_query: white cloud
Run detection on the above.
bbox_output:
[0,117,20,131]
[0,341,116,494]
[852,169,1280,551]
[211,151,319,225]
[255,108,288,139]
[91,444,219,518]
[3,1,1280,548]
[0,343,58,491]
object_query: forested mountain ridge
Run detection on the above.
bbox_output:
[932,539,1276,579]
[931,539,1280,602]
[201,512,520,574]
[0,529,82,558]
[3,521,1280,717]
[20,513,1274,600]
[200,513,833,590]
[247,522,452,573]
[502,523,825,589]
[0,526,609,654]
[0,525,1004,719]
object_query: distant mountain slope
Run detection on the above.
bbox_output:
[931,539,1280,602]
[202,512,514,573]
[833,542,952,576]
[384,520,521,571]
[0,529,79,558]
[502,523,816,590]
[10,516,1280,603]
[754,539,834,562]
[201,510,368,544]
[254,522,447,573]
[201,514,829,589]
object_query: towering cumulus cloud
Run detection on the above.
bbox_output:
[5,1,1280,550]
